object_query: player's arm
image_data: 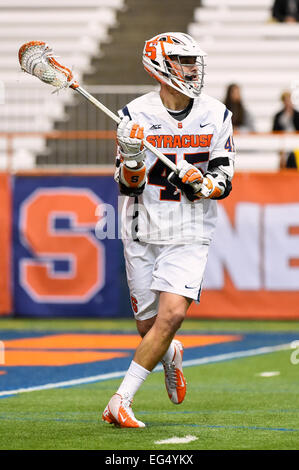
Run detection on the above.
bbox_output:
[114,116,147,196]
[204,109,235,199]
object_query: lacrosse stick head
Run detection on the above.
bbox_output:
[18,41,78,90]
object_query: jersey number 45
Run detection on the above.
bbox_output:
[148,152,209,201]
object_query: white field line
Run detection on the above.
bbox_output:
[0,342,292,398]
[257,371,281,377]
[170,342,292,368]
[155,435,198,444]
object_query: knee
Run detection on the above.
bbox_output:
[168,307,185,331]
[158,305,185,335]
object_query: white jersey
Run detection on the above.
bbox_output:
[119,91,236,245]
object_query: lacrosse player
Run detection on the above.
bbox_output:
[103,32,236,428]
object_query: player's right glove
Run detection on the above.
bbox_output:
[168,160,231,201]
[117,116,146,168]
[168,160,204,201]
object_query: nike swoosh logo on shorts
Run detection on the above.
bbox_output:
[185,285,197,289]
[200,123,210,128]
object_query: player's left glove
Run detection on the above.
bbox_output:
[117,116,146,168]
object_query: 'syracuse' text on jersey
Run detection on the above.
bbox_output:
[118,91,236,245]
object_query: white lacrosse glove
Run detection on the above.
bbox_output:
[177,160,204,186]
[117,116,146,168]
[174,161,225,199]
[199,172,226,199]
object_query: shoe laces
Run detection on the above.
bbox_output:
[163,361,177,390]
[120,392,134,419]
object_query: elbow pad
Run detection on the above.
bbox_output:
[118,162,146,196]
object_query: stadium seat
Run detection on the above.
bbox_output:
[234,152,279,171]
[1,0,124,8]
[206,55,299,70]
[201,0,273,8]
[0,25,108,41]
[194,8,271,24]
[188,0,299,163]
[0,9,117,24]
[2,0,299,170]
[0,0,125,168]
[189,23,299,39]
[0,117,53,133]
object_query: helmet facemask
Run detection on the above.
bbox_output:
[165,54,205,98]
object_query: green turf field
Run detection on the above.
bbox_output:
[0,319,299,450]
[1,317,299,332]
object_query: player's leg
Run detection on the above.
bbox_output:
[136,316,155,337]
[135,292,191,405]
[103,242,208,427]
[148,242,209,404]
[102,240,158,428]
[133,292,191,370]
[126,240,182,371]
[136,311,186,398]
[103,290,190,428]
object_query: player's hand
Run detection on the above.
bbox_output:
[199,174,225,199]
[177,160,204,186]
[167,160,204,201]
[117,116,146,166]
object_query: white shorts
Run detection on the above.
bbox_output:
[123,238,210,321]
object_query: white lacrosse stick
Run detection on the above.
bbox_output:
[18,41,202,192]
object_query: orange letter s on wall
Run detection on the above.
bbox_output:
[19,188,105,303]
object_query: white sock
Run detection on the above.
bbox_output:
[116,360,150,400]
[161,340,175,363]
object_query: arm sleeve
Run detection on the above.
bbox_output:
[272,112,281,131]
[114,105,146,196]
[208,110,236,181]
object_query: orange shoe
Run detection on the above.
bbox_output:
[102,393,145,428]
[162,339,186,404]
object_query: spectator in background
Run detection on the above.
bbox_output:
[279,149,299,168]
[272,0,299,22]
[224,83,255,132]
[272,91,299,131]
